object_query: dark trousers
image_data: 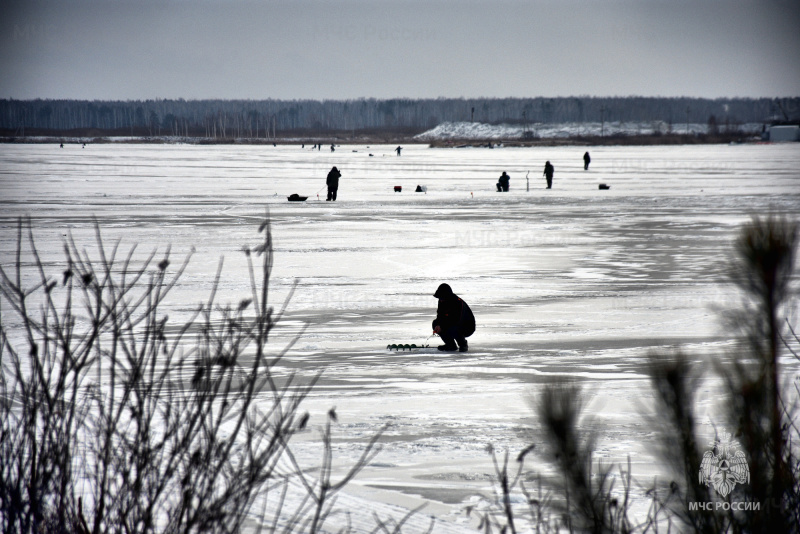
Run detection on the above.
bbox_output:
[327,187,338,201]
[439,325,467,349]
[546,177,552,189]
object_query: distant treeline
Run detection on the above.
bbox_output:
[1,96,798,138]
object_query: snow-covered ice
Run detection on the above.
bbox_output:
[1,142,799,531]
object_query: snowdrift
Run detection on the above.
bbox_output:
[414,121,763,141]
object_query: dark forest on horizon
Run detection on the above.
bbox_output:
[2,96,798,140]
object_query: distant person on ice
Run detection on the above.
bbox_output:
[583,151,591,170]
[543,161,554,189]
[496,171,510,192]
[330,144,335,152]
[326,166,341,201]
[432,283,475,352]
[396,146,402,156]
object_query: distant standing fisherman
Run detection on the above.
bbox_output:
[396,146,402,156]
[583,151,591,170]
[543,161,554,189]
[326,166,341,201]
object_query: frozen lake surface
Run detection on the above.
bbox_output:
[1,142,799,531]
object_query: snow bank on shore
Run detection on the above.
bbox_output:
[414,121,763,141]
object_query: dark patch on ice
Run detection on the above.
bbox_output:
[415,472,493,482]
[366,484,487,505]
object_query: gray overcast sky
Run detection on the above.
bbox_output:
[1,0,798,100]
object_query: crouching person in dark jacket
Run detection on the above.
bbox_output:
[432,283,475,352]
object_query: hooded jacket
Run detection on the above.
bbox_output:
[432,283,476,337]
[326,167,341,188]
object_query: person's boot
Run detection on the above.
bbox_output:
[438,344,457,352]
[458,340,468,352]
